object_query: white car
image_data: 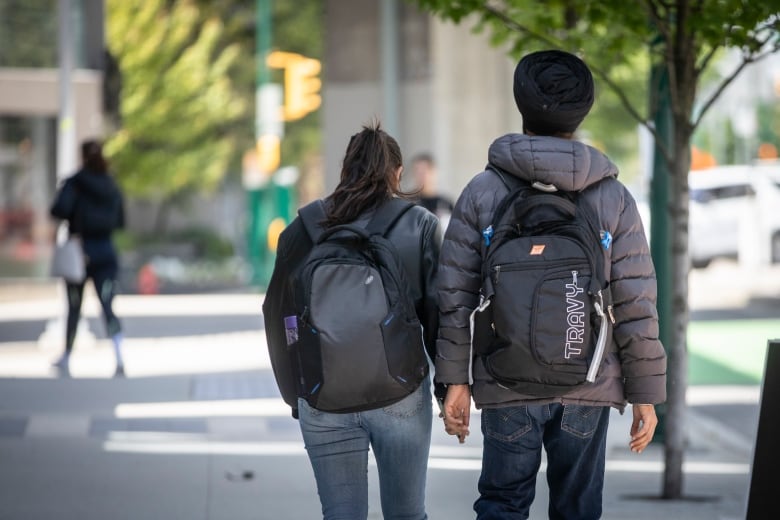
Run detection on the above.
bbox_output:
[689,163,780,268]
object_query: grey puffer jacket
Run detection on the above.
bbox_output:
[435,133,667,411]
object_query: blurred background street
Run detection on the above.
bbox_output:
[0,258,776,519]
[2,1,780,518]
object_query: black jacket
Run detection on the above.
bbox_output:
[50,169,125,238]
[263,198,443,416]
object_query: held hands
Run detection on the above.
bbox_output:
[440,384,471,444]
[630,403,658,453]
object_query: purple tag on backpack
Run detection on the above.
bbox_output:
[284,315,298,345]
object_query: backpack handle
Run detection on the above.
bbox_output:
[316,224,370,244]
[299,198,414,244]
[513,193,577,224]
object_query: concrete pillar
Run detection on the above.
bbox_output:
[323,2,518,198]
[429,16,518,199]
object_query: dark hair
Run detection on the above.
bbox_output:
[81,139,108,173]
[324,122,414,227]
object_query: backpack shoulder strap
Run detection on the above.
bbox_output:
[365,198,415,237]
[298,200,328,243]
[486,163,522,191]
[485,165,531,228]
[574,185,603,237]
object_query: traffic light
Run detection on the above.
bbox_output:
[267,51,322,121]
[284,56,321,121]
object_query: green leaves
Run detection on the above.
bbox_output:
[105,0,246,200]
[413,0,652,174]
[412,0,780,170]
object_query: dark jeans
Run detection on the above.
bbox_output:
[65,238,121,352]
[475,404,610,520]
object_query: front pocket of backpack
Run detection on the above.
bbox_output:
[531,267,593,371]
[380,310,426,392]
[309,263,393,410]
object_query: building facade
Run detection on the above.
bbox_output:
[0,0,106,278]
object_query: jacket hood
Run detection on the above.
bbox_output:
[488,133,618,192]
[72,169,120,200]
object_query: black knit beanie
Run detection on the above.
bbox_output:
[513,50,594,135]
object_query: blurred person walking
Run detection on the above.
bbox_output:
[263,122,442,519]
[50,140,126,377]
[435,50,667,519]
[411,152,454,228]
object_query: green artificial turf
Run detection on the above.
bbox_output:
[687,319,779,385]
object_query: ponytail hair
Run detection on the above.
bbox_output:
[81,139,108,173]
[324,122,415,227]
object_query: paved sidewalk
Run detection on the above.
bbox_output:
[0,280,763,519]
[0,373,757,519]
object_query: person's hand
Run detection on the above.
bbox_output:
[630,404,658,453]
[442,384,471,443]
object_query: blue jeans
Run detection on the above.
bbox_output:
[298,382,432,520]
[475,404,610,520]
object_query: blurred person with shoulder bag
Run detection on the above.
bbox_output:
[50,140,126,376]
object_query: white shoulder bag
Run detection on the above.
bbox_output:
[50,224,86,283]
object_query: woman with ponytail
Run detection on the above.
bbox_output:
[50,139,126,377]
[264,122,442,519]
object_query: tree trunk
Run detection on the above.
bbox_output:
[662,132,691,499]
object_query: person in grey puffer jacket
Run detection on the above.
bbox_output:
[436,50,667,519]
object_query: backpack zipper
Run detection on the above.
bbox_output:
[493,259,588,284]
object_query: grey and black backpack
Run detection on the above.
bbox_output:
[289,198,428,412]
[472,166,615,396]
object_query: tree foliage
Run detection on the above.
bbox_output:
[104,0,246,201]
[415,0,780,500]
[416,1,779,161]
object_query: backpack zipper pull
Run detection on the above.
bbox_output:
[587,290,609,383]
[494,265,501,284]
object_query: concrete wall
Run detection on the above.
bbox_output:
[428,16,519,199]
[323,1,519,200]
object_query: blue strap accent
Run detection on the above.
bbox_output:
[600,230,612,250]
[482,225,494,247]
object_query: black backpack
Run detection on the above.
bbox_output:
[287,198,428,413]
[472,166,615,396]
